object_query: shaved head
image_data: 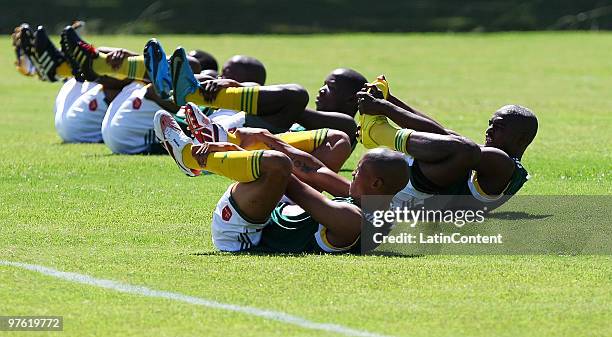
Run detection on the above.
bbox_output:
[362,148,410,195]
[222,55,266,85]
[188,49,218,72]
[330,68,367,94]
[485,104,538,159]
[316,68,367,116]
[349,148,409,199]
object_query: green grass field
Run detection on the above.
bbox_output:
[0,33,611,337]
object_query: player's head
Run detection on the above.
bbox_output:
[187,55,202,74]
[485,104,538,159]
[349,148,409,200]
[221,55,266,85]
[316,68,367,117]
[189,49,218,73]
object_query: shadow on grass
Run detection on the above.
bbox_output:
[189,250,424,258]
[487,211,553,220]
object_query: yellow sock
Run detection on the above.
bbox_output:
[186,86,259,115]
[56,61,73,78]
[226,129,328,153]
[393,129,414,153]
[92,54,147,80]
[369,121,414,153]
[277,129,328,152]
[205,150,265,182]
[181,144,201,170]
[180,144,264,182]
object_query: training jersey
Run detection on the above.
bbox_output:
[54,78,107,143]
[394,154,528,211]
[458,158,529,204]
[250,197,361,254]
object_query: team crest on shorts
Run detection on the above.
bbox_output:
[222,205,232,221]
[132,98,142,109]
[88,99,98,111]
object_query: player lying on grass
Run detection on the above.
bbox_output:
[160,55,485,209]
[183,101,352,174]
[154,103,408,253]
[142,40,363,141]
[49,26,211,153]
[11,23,132,143]
[169,49,364,143]
[61,33,363,143]
[357,76,538,210]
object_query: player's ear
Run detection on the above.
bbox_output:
[372,177,384,190]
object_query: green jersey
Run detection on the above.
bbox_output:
[248,197,361,254]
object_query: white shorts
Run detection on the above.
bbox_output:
[208,109,245,132]
[211,184,266,252]
[102,82,163,154]
[54,79,107,143]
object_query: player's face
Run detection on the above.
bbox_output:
[349,158,373,199]
[315,74,355,114]
[485,112,509,147]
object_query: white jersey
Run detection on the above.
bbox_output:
[102,82,163,154]
[54,78,107,143]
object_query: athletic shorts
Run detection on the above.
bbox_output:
[211,185,355,253]
[101,82,163,154]
[211,184,266,252]
[54,78,107,143]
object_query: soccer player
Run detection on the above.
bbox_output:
[12,23,130,144]
[142,40,363,142]
[154,103,409,253]
[357,76,538,210]
[57,27,208,154]
[183,100,352,174]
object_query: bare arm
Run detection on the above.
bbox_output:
[260,133,351,196]
[286,175,361,248]
[473,147,516,195]
[358,91,449,135]
[387,93,449,132]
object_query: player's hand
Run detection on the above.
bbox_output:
[199,79,241,102]
[357,91,389,116]
[105,49,130,70]
[360,83,385,99]
[233,128,274,149]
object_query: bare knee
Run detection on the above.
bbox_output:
[326,129,352,164]
[281,84,309,108]
[260,150,292,179]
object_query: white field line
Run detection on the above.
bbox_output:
[0,260,393,337]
